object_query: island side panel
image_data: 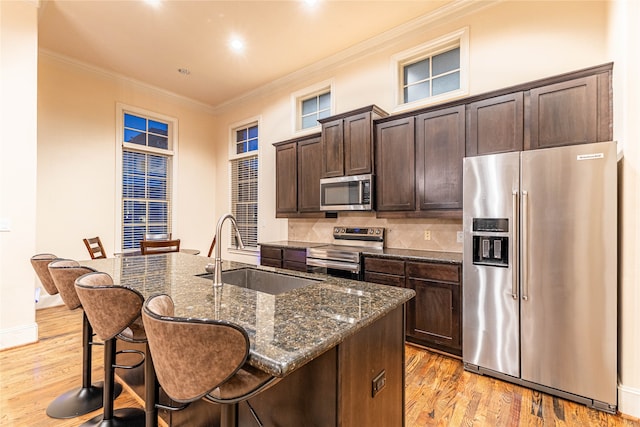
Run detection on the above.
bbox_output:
[338,305,406,427]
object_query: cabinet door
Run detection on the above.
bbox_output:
[406,278,461,352]
[344,111,373,176]
[321,119,344,178]
[375,117,415,211]
[260,245,283,268]
[297,137,322,212]
[528,75,598,150]
[416,105,465,211]
[276,142,298,215]
[467,92,524,156]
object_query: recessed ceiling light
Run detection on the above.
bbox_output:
[144,0,162,8]
[229,36,245,53]
[177,68,191,75]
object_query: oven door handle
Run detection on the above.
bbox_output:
[306,258,361,273]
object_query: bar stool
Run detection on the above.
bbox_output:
[45,259,124,418]
[142,294,279,427]
[75,272,147,427]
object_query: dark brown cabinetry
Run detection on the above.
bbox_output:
[527,73,611,149]
[274,134,323,218]
[466,92,524,156]
[363,256,462,357]
[364,257,405,287]
[405,261,461,357]
[275,142,297,215]
[374,117,415,212]
[415,105,465,211]
[297,137,322,212]
[320,105,387,178]
[260,245,307,272]
[260,245,283,268]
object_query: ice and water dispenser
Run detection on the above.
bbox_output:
[472,218,509,267]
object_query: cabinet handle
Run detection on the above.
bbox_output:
[521,190,529,301]
[512,190,519,300]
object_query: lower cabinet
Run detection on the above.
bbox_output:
[260,245,307,272]
[364,256,462,357]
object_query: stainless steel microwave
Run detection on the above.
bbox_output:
[319,174,373,211]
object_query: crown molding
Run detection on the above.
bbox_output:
[212,0,501,114]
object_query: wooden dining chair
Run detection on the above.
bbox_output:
[207,235,216,258]
[140,239,181,255]
[83,237,106,259]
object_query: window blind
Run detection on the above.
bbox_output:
[230,155,258,248]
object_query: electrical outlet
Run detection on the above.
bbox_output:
[457,231,464,243]
[424,230,431,241]
[372,370,386,397]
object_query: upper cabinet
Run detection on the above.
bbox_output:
[375,117,416,212]
[373,63,612,218]
[320,105,387,178]
[274,133,324,218]
[416,105,465,211]
[466,92,524,156]
[527,73,611,149]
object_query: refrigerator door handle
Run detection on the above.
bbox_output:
[522,190,529,301]
[512,190,519,300]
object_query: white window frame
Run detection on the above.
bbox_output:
[115,103,179,253]
[392,27,469,112]
[291,79,334,135]
[228,117,261,254]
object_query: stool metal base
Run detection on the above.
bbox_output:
[80,407,146,427]
[46,382,123,419]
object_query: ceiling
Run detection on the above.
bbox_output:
[38,0,460,109]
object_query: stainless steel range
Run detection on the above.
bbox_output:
[306,226,385,280]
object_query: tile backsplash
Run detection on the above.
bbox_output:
[288,212,463,253]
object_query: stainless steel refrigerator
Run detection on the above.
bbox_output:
[462,141,617,413]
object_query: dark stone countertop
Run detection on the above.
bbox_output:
[260,240,462,264]
[259,241,327,250]
[363,248,462,264]
[81,253,414,378]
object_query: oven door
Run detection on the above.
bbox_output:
[306,258,362,280]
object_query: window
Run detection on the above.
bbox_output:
[230,123,259,249]
[393,27,469,110]
[291,81,333,133]
[300,91,331,129]
[119,109,175,252]
[403,47,460,103]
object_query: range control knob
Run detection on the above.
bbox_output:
[334,227,340,234]
[375,229,381,235]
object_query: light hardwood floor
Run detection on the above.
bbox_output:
[1,306,638,426]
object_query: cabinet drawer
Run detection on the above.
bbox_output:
[406,262,460,283]
[364,272,405,288]
[261,246,282,260]
[261,257,282,268]
[364,257,405,275]
[283,261,307,272]
[284,248,306,264]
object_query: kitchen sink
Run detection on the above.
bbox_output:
[197,268,321,295]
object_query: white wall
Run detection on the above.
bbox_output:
[609,0,640,418]
[0,1,39,348]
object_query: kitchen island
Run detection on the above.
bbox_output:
[81,252,415,426]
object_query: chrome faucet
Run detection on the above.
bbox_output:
[213,213,245,287]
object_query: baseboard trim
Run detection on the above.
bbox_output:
[619,384,640,419]
[0,322,38,350]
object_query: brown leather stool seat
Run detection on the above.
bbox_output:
[30,255,122,419]
[75,272,147,427]
[142,294,279,427]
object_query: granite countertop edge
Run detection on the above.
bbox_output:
[259,241,462,264]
